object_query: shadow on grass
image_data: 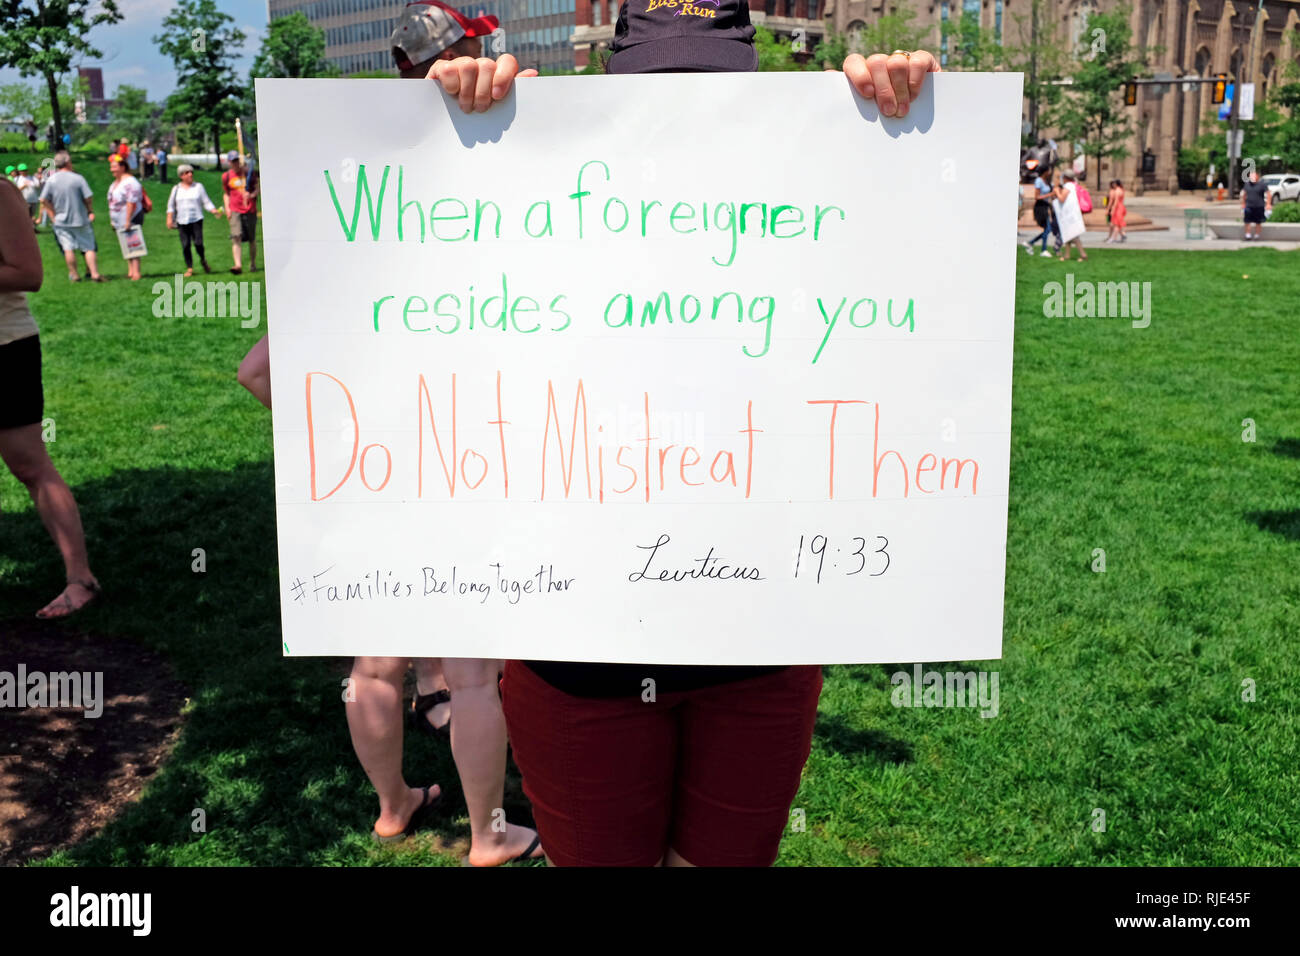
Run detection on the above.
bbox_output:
[813,714,913,765]
[1247,509,1300,542]
[1273,438,1300,459]
[0,461,531,866]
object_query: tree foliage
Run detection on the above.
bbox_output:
[112,84,158,144]
[1042,6,1146,189]
[154,0,247,158]
[755,26,814,72]
[249,11,337,80]
[0,0,124,144]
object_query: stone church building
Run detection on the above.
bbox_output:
[573,0,1300,191]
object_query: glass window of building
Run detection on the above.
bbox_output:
[939,0,949,67]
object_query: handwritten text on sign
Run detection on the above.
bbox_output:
[256,72,1022,663]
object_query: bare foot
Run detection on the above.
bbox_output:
[36,579,101,620]
[372,783,442,840]
[466,822,545,867]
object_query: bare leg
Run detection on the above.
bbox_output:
[236,334,271,408]
[83,250,101,280]
[443,657,543,865]
[62,247,78,279]
[248,238,257,271]
[0,424,98,617]
[346,656,440,838]
[231,240,242,271]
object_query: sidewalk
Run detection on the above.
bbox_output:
[1053,191,1300,251]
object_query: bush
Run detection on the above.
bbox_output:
[1268,201,1300,222]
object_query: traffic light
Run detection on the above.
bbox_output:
[1212,74,1227,104]
[1124,82,1137,106]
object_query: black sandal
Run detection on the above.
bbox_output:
[410,689,451,740]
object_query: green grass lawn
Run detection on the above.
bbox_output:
[2,150,1298,865]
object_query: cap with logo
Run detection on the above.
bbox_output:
[391,1,500,71]
[608,0,757,74]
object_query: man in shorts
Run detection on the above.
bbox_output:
[1240,169,1272,241]
[38,151,103,282]
[222,151,259,273]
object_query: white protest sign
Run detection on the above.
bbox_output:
[256,72,1022,663]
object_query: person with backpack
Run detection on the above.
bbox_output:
[107,154,148,280]
[166,164,223,276]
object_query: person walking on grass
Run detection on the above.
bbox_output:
[1241,169,1272,241]
[15,165,40,226]
[157,144,169,184]
[222,152,259,274]
[107,155,146,281]
[233,0,547,865]
[166,164,223,276]
[0,176,102,619]
[1052,170,1088,262]
[38,152,103,283]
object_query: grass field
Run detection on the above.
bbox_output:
[2,151,1297,865]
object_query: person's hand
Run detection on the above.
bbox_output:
[843,50,940,118]
[87,212,94,222]
[166,214,175,229]
[427,53,538,114]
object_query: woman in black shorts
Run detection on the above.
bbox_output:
[0,176,101,618]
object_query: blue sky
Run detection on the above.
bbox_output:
[1,0,270,102]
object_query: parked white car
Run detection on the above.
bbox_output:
[1261,173,1300,202]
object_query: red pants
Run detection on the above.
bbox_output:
[502,660,822,866]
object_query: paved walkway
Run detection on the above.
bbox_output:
[1018,191,1300,251]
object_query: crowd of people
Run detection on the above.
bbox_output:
[7,0,940,866]
[4,145,257,282]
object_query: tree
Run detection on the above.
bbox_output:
[812,28,851,70]
[0,0,124,145]
[249,11,337,79]
[113,84,156,143]
[941,12,1005,72]
[1001,0,1071,144]
[1043,7,1146,190]
[154,0,246,159]
[813,6,934,70]
[859,4,935,58]
[755,26,813,72]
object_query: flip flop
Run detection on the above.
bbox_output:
[35,579,103,620]
[371,784,443,844]
[410,689,451,741]
[461,832,546,867]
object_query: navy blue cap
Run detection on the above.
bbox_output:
[607,0,757,74]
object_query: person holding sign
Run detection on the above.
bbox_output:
[1051,171,1087,263]
[422,0,939,866]
[106,155,147,281]
[239,0,547,865]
